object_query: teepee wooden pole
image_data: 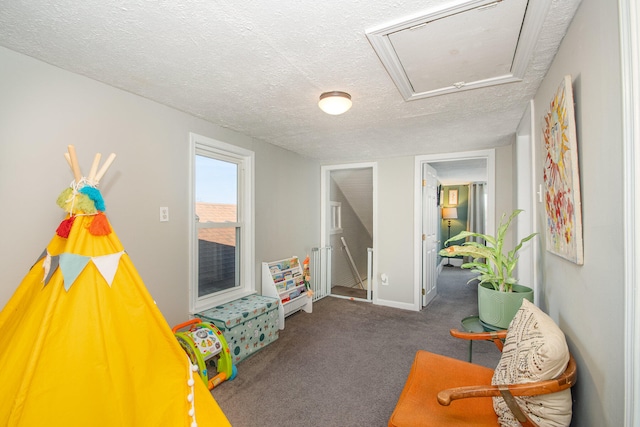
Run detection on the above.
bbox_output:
[87,153,102,182]
[64,152,72,169]
[67,145,82,183]
[95,153,116,183]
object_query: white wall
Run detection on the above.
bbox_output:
[0,46,320,326]
[532,0,623,424]
[376,156,416,306]
[496,143,516,246]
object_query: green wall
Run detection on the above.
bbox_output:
[440,185,469,254]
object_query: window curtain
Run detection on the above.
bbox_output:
[464,182,487,263]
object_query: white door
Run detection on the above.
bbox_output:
[422,163,438,307]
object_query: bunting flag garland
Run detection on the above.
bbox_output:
[0,147,229,427]
[43,253,58,285]
[90,251,123,287]
[32,249,47,269]
[58,253,92,291]
[38,250,124,290]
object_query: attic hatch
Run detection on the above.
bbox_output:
[366,0,551,100]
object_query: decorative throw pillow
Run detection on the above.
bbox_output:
[491,299,572,427]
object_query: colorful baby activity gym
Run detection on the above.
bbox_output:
[0,146,230,426]
[173,318,237,390]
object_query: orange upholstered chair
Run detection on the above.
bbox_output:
[388,328,577,427]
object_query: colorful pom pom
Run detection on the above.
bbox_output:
[56,187,98,214]
[75,193,97,214]
[88,212,111,236]
[79,186,106,211]
[56,188,74,210]
[56,216,76,238]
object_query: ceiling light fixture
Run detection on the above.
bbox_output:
[318,91,352,115]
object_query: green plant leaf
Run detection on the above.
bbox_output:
[439,245,494,260]
[444,230,496,247]
[439,209,537,293]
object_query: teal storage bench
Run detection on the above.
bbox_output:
[196,294,279,364]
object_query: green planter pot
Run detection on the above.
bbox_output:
[477,282,534,329]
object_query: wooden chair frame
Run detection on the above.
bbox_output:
[440,329,577,427]
[389,328,577,427]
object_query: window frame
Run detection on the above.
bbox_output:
[189,132,255,313]
[330,201,343,234]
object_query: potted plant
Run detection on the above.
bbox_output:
[438,209,537,329]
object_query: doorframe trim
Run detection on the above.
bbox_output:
[320,162,378,303]
[414,149,496,310]
[620,0,639,423]
[515,100,540,304]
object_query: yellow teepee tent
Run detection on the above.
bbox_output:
[0,147,230,427]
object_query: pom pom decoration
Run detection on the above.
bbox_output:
[79,186,106,212]
[58,147,115,215]
[56,216,76,238]
[88,212,112,236]
[75,193,97,214]
[56,188,74,210]
[56,188,97,215]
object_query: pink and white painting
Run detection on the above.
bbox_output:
[543,75,584,265]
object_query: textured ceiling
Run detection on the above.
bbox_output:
[0,0,581,163]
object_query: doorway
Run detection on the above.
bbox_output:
[414,150,496,310]
[320,163,376,303]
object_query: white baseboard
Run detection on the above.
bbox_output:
[375,298,418,311]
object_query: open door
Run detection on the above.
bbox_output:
[421,163,438,307]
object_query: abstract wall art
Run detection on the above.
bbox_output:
[542,75,584,265]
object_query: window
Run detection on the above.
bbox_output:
[330,201,343,234]
[190,133,254,312]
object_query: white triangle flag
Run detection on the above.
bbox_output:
[92,251,124,287]
[42,252,51,283]
[44,255,59,286]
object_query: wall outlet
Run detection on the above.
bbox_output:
[160,207,169,222]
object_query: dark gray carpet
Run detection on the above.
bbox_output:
[211,267,501,427]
